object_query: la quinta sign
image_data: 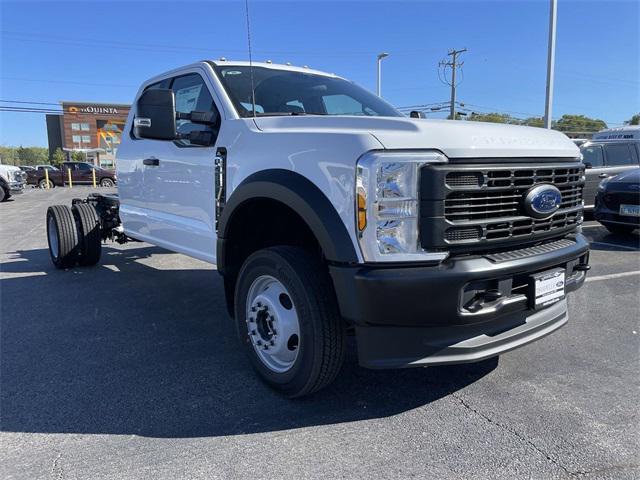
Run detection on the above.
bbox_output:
[67,105,119,115]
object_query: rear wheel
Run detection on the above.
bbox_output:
[603,222,636,234]
[39,178,54,189]
[72,203,102,266]
[46,205,79,269]
[234,246,346,398]
[100,178,114,187]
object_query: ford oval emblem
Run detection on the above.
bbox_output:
[524,184,562,218]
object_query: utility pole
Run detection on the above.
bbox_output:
[544,0,557,129]
[439,48,467,120]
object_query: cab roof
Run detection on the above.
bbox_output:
[207,59,340,79]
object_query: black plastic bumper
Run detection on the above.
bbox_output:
[594,193,640,227]
[329,233,590,368]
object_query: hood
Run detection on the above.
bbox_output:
[253,116,579,159]
[609,167,640,185]
[0,164,22,173]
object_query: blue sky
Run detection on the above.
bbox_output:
[1,0,638,147]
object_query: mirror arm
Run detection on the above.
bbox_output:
[176,130,215,146]
[176,111,217,125]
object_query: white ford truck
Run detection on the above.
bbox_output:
[46,60,590,397]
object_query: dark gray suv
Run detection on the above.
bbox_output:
[581,138,640,209]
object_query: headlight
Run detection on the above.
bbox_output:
[356,151,449,262]
[598,176,612,192]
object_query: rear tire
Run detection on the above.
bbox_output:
[100,178,114,187]
[603,222,636,234]
[72,203,102,266]
[47,205,79,269]
[234,246,346,398]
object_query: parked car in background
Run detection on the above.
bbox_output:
[580,126,640,209]
[36,165,59,171]
[19,165,36,172]
[594,168,640,234]
[28,162,116,188]
[0,161,27,201]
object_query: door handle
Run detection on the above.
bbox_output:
[598,173,608,178]
[143,158,159,166]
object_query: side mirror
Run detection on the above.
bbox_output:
[583,161,593,169]
[409,110,426,119]
[134,89,177,140]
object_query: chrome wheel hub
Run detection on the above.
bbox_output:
[48,216,59,258]
[246,275,300,373]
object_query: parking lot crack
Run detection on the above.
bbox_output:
[450,392,581,477]
[51,451,65,480]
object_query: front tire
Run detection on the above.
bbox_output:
[72,203,102,266]
[603,222,636,234]
[46,205,79,269]
[0,188,9,202]
[234,246,346,398]
[100,178,114,187]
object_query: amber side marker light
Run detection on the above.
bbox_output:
[357,189,367,231]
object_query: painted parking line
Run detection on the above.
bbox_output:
[585,271,640,283]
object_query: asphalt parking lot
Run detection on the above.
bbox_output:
[1,187,639,480]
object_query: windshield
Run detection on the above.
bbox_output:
[214,66,402,118]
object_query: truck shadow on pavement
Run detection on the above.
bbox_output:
[1,245,497,438]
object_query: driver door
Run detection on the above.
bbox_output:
[136,71,222,263]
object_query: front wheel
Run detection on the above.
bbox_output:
[100,178,114,187]
[234,246,346,397]
[0,188,9,202]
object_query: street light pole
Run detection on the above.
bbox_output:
[544,0,557,129]
[377,52,389,97]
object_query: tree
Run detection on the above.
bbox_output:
[554,114,607,133]
[467,112,518,124]
[624,113,640,125]
[0,146,20,165]
[71,151,85,162]
[51,148,66,166]
[521,117,545,128]
[16,146,49,166]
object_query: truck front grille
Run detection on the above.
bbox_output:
[420,160,584,253]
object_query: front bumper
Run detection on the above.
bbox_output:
[8,181,25,194]
[330,233,589,368]
[594,192,640,227]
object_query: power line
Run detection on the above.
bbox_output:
[0,76,137,88]
[0,99,61,106]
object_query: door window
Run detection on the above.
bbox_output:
[580,144,604,167]
[604,143,637,166]
[171,73,220,147]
